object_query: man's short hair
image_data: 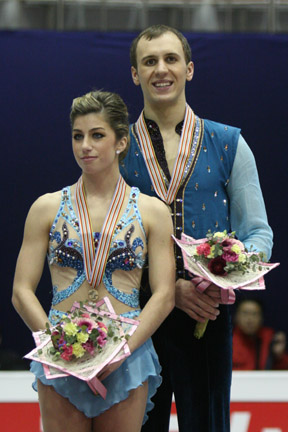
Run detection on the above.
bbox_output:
[130,24,192,68]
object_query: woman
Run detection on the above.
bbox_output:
[12,90,175,432]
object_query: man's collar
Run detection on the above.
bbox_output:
[143,116,184,137]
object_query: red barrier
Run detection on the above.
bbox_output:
[0,401,288,432]
[0,403,41,432]
[230,402,288,432]
[1,372,288,432]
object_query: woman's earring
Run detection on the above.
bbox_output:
[116,150,120,155]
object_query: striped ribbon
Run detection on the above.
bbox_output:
[75,175,126,288]
[135,104,195,204]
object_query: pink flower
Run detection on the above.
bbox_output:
[196,243,211,257]
[60,345,73,361]
[222,251,239,262]
[222,238,244,252]
[97,322,108,331]
[97,336,106,348]
[82,339,95,355]
[98,328,107,337]
[73,318,97,333]
[208,256,227,275]
[97,330,107,348]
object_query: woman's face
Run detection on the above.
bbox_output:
[235,301,263,336]
[72,112,126,175]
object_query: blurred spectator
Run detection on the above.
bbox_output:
[0,327,29,370]
[232,298,288,370]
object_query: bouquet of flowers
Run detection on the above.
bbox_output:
[39,306,116,363]
[193,230,265,276]
[25,297,139,398]
[173,231,279,338]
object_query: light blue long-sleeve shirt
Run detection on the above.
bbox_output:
[228,135,273,260]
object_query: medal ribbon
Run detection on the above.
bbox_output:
[75,175,126,288]
[135,104,195,204]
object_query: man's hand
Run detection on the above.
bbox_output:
[175,278,221,322]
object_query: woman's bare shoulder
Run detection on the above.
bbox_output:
[31,189,63,211]
[26,189,64,227]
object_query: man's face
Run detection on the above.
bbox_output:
[131,32,194,108]
[235,301,263,336]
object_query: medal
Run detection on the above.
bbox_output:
[75,175,127,297]
[88,288,99,302]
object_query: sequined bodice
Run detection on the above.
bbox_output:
[48,186,147,313]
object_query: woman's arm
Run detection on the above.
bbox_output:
[127,196,175,354]
[12,193,58,332]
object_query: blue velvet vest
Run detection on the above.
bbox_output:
[120,117,240,278]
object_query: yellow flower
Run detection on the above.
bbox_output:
[63,322,78,336]
[231,244,241,255]
[72,343,85,358]
[207,245,217,258]
[238,253,247,263]
[213,231,226,240]
[77,331,89,344]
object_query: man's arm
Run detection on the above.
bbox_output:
[176,135,273,321]
[228,135,273,260]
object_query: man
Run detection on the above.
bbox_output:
[120,25,273,432]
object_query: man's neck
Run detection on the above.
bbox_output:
[143,100,187,132]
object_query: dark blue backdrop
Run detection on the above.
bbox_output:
[1,31,287,356]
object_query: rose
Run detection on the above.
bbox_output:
[196,243,211,257]
[60,345,73,361]
[208,256,227,275]
[222,251,239,262]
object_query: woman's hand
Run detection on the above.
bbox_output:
[97,357,126,381]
